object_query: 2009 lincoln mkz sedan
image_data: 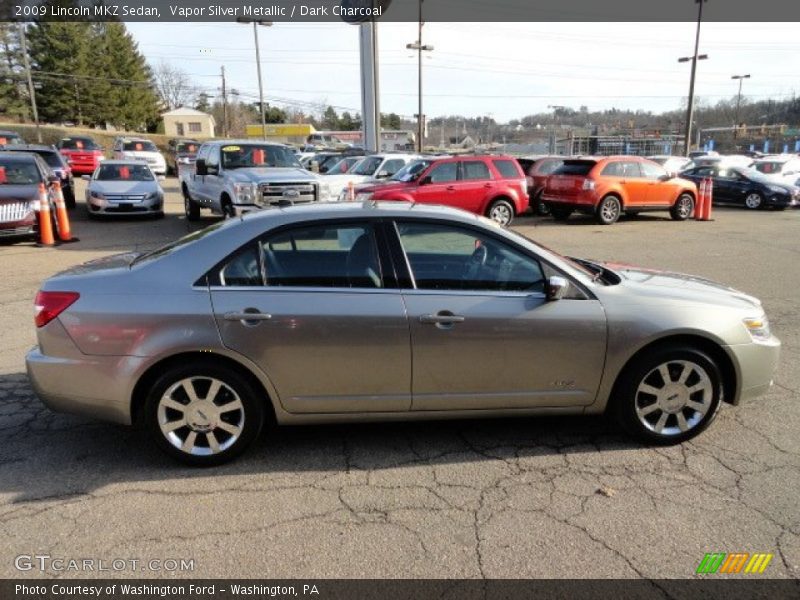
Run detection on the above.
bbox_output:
[26,203,780,465]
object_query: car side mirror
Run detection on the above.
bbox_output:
[376,170,389,179]
[310,161,320,173]
[419,175,432,185]
[546,276,569,301]
[47,174,60,184]
[195,159,208,176]
[81,174,91,181]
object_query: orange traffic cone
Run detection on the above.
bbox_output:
[703,178,713,220]
[694,179,705,221]
[347,180,355,202]
[36,183,55,246]
[52,180,74,242]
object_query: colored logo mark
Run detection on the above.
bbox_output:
[696,552,773,574]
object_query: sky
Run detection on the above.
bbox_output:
[125,21,800,123]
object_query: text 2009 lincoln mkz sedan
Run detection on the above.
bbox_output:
[26,203,780,465]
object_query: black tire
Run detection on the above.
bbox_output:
[183,186,200,221]
[596,195,621,225]
[221,196,236,219]
[744,192,764,210]
[486,198,515,226]
[533,191,550,216]
[611,345,722,445]
[670,193,694,221]
[550,206,572,221]
[144,362,265,466]
[63,187,76,210]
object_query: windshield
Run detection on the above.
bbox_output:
[96,163,154,181]
[498,224,596,279]
[176,142,198,154]
[0,158,40,184]
[351,156,383,176]
[221,144,301,169]
[123,140,158,152]
[753,161,786,175]
[391,159,434,182]
[60,137,99,151]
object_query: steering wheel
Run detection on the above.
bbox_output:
[463,244,489,284]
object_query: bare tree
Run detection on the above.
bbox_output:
[152,61,195,111]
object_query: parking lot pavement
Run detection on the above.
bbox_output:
[1,178,799,579]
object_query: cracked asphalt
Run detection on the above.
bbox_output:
[1,179,799,580]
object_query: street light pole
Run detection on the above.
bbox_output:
[731,73,750,139]
[406,0,433,152]
[678,0,708,156]
[17,22,41,143]
[237,18,272,141]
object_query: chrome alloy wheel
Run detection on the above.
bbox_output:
[676,195,693,218]
[489,203,513,226]
[600,197,620,223]
[745,193,763,209]
[634,360,713,436]
[157,377,245,456]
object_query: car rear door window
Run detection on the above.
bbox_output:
[554,161,596,176]
[621,161,643,178]
[427,162,458,183]
[396,222,545,293]
[601,162,624,177]
[261,223,383,289]
[462,161,492,181]
[537,159,563,175]
[492,159,520,179]
[640,161,667,180]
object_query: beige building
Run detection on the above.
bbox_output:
[161,107,215,138]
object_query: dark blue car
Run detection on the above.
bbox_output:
[681,165,798,210]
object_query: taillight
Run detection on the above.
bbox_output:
[34,291,79,328]
[582,179,596,191]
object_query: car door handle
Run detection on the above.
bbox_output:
[446,185,456,191]
[484,183,493,188]
[420,312,465,325]
[224,310,272,322]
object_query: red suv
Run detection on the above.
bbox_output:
[354,155,529,226]
[57,136,104,176]
[541,156,698,225]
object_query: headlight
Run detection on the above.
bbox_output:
[89,190,104,199]
[766,185,786,194]
[233,182,257,204]
[743,315,771,341]
[145,191,160,200]
[355,192,373,202]
[319,182,331,201]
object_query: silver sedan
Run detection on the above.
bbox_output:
[26,203,780,465]
[84,160,164,218]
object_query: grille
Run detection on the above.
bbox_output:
[104,205,149,213]
[0,202,32,223]
[258,182,317,206]
[105,195,147,203]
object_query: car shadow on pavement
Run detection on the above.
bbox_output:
[0,371,642,503]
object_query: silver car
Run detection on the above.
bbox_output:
[84,160,164,218]
[26,203,780,465]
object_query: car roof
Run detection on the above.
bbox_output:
[207,139,290,147]
[0,151,40,162]
[1,144,56,153]
[97,159,154,166]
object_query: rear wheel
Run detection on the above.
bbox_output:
[144,363,265,466]
[550,206,572,221]
[486,198,515,227]
[596,195,621,225]
[611,345,722,445]
[183,186,200,221]
[670,193,694,221]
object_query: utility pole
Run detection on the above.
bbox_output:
[237,18,272,140]
[731,73,750,139]
[220,65,228,137]
[678,0,708,156]
[406,0,433,153]
[17,22,41,143]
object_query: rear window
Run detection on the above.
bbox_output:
[492,159,521,179]
[0,157,40,184]
[123,140,157,152]
[33,151,65,169]
[553,161,596,176]
[176,142,198,154]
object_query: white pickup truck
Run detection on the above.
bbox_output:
[180,140,330,220]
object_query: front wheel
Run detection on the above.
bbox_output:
[183,187,200,221]
[550,206,572,221]
[670,193,694,221]
[144,363,265,466]
[744,192,764,210]
[611,346,722,445]
[486,198,515,227]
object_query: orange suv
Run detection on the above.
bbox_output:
[541,156,698,225]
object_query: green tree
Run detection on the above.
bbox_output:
[195,92,211,113]
[380,112,401,130]
[0,23,29,121]
[322,105,339,129]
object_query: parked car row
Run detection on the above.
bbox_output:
[0,151,61,240]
